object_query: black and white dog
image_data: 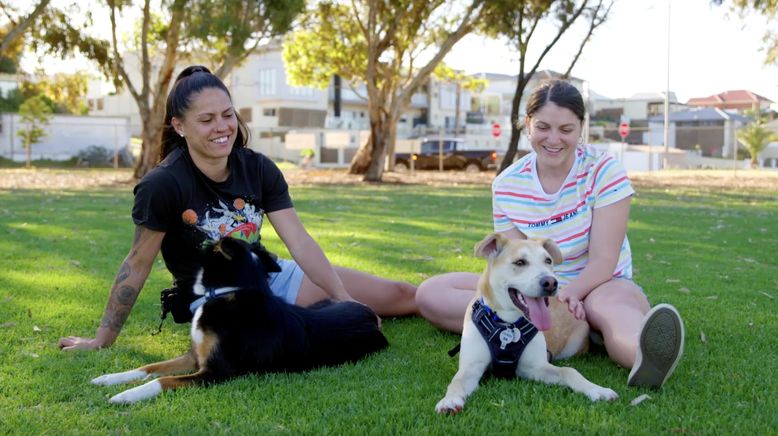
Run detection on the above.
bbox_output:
[92,237,388,404]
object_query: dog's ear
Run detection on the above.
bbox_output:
[474,233,509,258]
[541,238,563,264]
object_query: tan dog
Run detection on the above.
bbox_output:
[435,233,618,414]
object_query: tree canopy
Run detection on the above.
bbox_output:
[737,112,778,167]
[17,94,53,168]
[477,0,612,172]
[284,0,486,181]
[0,1,112,78]
[105,0,305,178]
[715,0,778,65]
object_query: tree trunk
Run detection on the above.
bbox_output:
[499,75,529,173]
[350,107,398,182]
[349,136,375,175]
[25,138,32,169]
[364,130,386,181]
[133,115,165,178]
[350,115,385,178]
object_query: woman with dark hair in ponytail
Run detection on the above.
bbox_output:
[59,65,417,351]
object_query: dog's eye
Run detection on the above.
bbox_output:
[514,259,526,267]
[545,257,553,264]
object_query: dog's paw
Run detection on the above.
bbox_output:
[586,386,619,402]
[108,380,162,404]
[435,396,465,415]
[91,369,147,386]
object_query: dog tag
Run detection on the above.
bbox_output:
[499,327,521,350]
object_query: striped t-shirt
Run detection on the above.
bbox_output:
[492,144,635,287]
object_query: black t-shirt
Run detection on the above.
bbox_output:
[132,146,293,287]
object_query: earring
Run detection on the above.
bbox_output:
[578,136,583,145]
[179,132,185,138]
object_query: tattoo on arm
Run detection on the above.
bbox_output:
[100,285,138,332]
[114,261,131,285]
[100,225,158,334]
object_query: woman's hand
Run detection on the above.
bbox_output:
[557,290,586,321]
[57,336,106,351]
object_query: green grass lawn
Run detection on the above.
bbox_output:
[0,173,776,434]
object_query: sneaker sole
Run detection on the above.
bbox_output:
[628,303,685,388]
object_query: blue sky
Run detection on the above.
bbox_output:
[445,0,778,104]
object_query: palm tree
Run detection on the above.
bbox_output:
[737,115,778,168]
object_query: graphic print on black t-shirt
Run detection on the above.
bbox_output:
[181,197,264,244]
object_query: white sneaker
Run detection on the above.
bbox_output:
[628,303,685,388]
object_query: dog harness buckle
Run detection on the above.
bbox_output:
[471,298,538,379]
[189,286,240,313]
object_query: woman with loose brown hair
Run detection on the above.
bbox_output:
[416,80,685,389]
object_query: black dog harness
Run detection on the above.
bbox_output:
[470,298,539,379]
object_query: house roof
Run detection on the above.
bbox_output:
[649,107,751,123]
[471,72,516,81]
[591,91,679,103]
[469,69,584,83]
[687,90,774,106]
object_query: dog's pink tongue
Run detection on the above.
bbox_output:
[527,297,552,331]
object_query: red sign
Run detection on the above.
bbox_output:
[618,122,630,139]
[491,123,502,138]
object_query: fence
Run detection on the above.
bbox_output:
[0,113,132,164]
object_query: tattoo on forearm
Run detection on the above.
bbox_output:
[114,262,131,285]
[116,285,135,305]
[100,284,139,333]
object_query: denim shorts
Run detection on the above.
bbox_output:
[267,258,304,304]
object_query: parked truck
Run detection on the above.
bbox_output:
[394,138,516,172]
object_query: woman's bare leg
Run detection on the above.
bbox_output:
[415,272,480,333]
[296,266,418,317]
[583,279,650,368]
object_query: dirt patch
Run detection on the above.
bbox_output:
[282,168,495,186]
[0,169,136,190]
[1,167,776,191]
[630,170,778,191]
[282,168,778,191]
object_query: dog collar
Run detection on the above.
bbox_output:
[471,298,538,379]
[189,286,239,313]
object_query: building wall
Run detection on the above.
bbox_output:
[675,121,725,156]
[0,114,131,162]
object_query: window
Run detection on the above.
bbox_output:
[289,86,315,97]
[239,107,252,122]
[439,84,457,109]
[421,140,455,154]
[258,69,277,96]
[262,108,277,117]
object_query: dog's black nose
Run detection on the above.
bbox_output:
[540,276,558,295]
